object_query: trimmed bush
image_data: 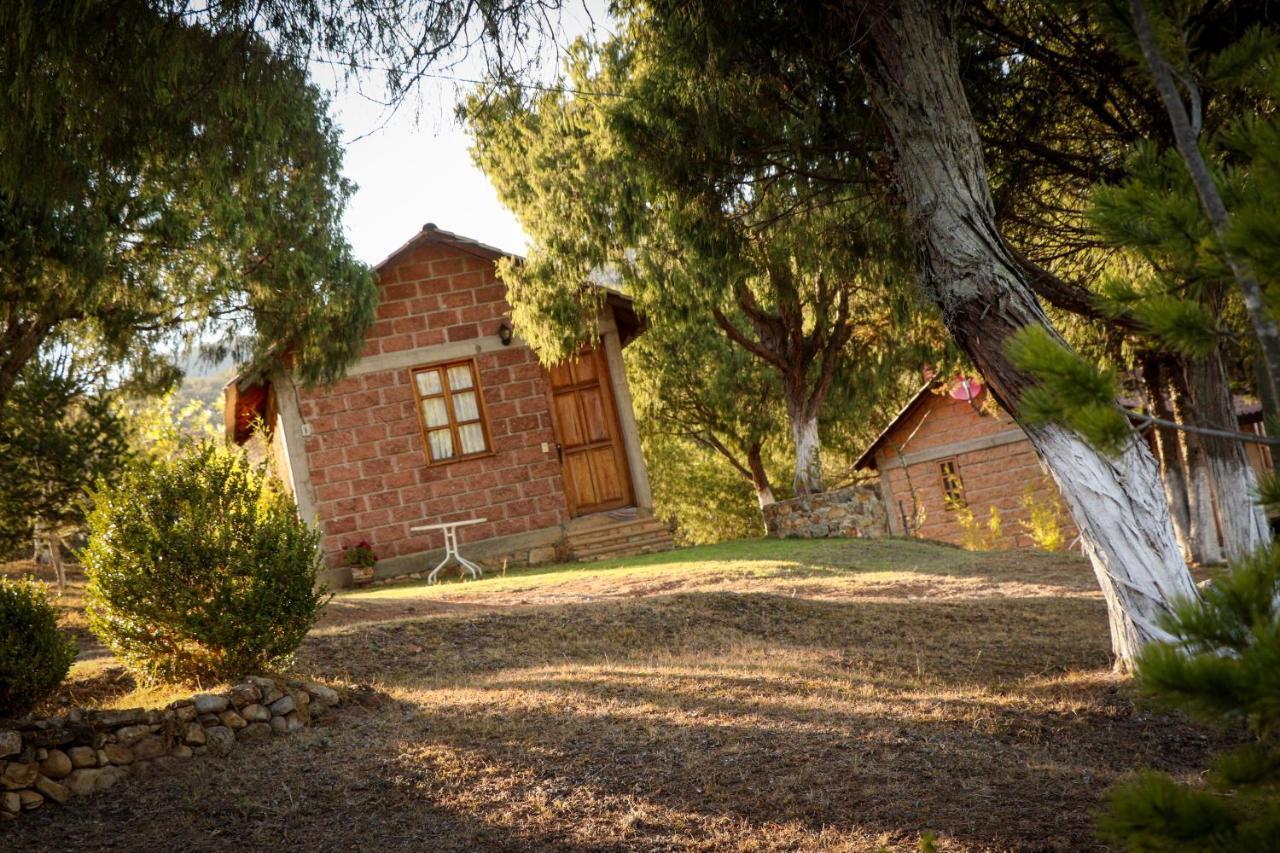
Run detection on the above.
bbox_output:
[83,440,327,684]
[0,577,76,717]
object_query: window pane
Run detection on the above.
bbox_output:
[421,397,449,428]
[446,363,474,390]
[415,370,442,396]
[458,422,487,455]
[428,429,455,460]
[452,390,478,422]
[939,460,965,508]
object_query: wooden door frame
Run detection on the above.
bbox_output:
[544,343,636,517]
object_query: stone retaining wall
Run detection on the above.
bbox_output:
[762,484,889,539]
[0,676,341,821]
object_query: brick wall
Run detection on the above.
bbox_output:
[294,240,570,566]
[884,389,1019,453]
[876,392,1078,549]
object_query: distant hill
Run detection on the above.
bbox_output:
[172,347,236,411]
[176,366,235,412]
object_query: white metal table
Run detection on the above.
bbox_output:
[410,518,488,584]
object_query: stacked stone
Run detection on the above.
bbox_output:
[762,484,890,539]
[0,677,340,820]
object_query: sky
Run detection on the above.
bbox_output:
[320,2,612,266]
[329,81,529,263]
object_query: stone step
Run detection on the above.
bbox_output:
[566,517,670,548]
[576,535,675,560]
[571,530,674,561]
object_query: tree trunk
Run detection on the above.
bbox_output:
[1168,366,1225,564]
[860,0,1198,669]
[1142,356,1193,562]
[785,388,823,496]
[46,533,66,591]
[747,445,776,508]
[1185,350,1269,561]
[1129,0,1280,411]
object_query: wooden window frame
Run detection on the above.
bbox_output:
[939,457,966,510]
[409,358,495,467]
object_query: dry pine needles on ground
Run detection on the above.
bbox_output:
[5,539,1228,851]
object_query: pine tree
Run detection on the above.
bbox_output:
[966,1,1278,562]
[1097,541,1280,849]
[1123,0,1280,412]
[0,351,130,570]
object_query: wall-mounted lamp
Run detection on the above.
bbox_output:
[497,321,514,346]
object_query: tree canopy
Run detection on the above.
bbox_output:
[0,0,378,404]
[465,4,932,494]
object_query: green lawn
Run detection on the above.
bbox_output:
[16,537,1224,852]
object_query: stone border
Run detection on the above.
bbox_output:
[0,676,341,820]
[762,483,889,539]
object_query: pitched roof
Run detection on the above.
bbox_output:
[372,222,513,271]
[385,224,642,344]
[227,224,643,390]
[854,378,1269,471]
[853,381,936,471]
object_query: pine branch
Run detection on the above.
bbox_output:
[1129,0,1280,408]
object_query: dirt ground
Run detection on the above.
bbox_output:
[5,539,1227,851]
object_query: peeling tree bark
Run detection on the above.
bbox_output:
[1142,356,1193,562]
[1168,366,1225,564]
[859,0,1198,669]
[785,395,823,496]
[1185,350,1269,561]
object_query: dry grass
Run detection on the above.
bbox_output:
[7,539,1227,851]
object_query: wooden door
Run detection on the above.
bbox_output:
[547,345,635,517]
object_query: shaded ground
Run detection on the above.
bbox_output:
[7,539,1226,851]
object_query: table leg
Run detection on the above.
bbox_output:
[425,525,485,583]
[426,551,452,585]
[456,554,484,580]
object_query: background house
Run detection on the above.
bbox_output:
[226,224,671,586]
[854,380,1072,548]
[856,378,1272,551]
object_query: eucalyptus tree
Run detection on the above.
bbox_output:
[465,15,918,495]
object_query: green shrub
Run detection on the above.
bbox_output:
[83,440,327,684]
[0,577,76,717]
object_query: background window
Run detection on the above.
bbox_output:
[411,359,491,464]
[939,459,966,509]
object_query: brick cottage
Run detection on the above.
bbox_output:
[225,224,671,587]
[856,377,1271,550]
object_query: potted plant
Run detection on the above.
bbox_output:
[342,540,377,585]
